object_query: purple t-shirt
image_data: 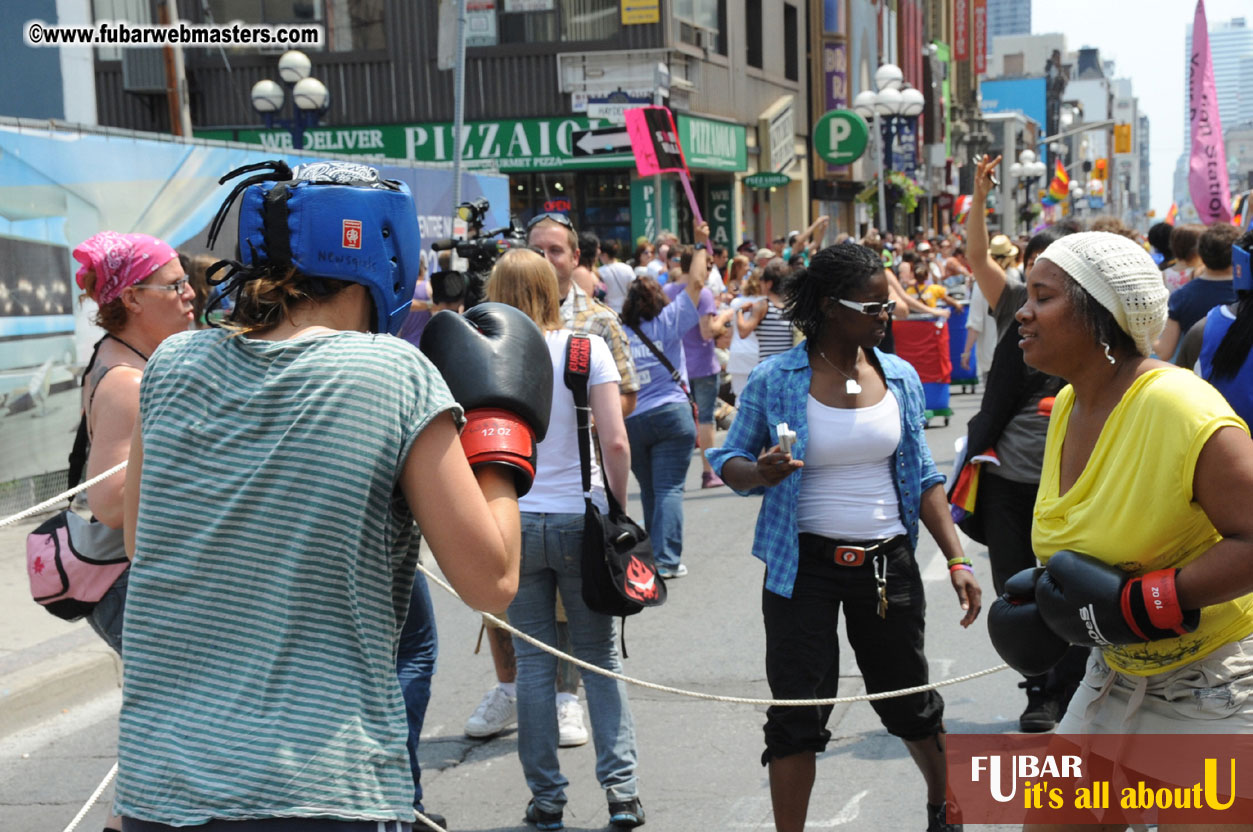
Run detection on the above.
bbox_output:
[663,283,720,379]
[396,280,432,348]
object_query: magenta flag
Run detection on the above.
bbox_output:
[1189,0,1233,224]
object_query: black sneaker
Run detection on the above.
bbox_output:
[524,798,564,831]
[927,801,962,832]
[413,808,447,831]
[1018,680,1060,732]
[608,796,646,828]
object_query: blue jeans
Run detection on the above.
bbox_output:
[396,570,438,811]
[88,566,128,655]
[626,401,697,570]
[509,512,639,813]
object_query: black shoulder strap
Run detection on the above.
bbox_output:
[67,336,109,496]
[563,332,629,517]
[625,322,697,409]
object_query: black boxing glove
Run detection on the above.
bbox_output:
[420,303,553,496]
[1035,550,1201,647]
[988,567,1070,677]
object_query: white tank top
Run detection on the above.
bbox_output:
[796,390,908,541]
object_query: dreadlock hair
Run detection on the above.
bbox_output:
[1208,230,1253,382]
[786,242,883,345]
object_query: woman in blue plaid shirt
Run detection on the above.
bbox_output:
[708,242,981,832]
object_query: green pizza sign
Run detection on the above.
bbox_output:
[812,109,870,165]
[744,171,792,189]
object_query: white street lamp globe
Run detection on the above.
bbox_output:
[277,50,312,84]
[852,90,877,118]
[875,63,904,91]
[1009,162,1024,178]
[900,86,925,117]
[250,79,284,114]
[1019,149,1036,165]
[292,77,330,111]
[1072,187,1085,199]
[1031,161,1047,178]
[875,87,904,116]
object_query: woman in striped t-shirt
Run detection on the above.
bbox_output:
[117,163,531,831]
[740,257,797,363]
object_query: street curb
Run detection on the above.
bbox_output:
[0,645,122,737]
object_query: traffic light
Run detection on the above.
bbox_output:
[1114,124,1132,154]
[1093,158,1108,180]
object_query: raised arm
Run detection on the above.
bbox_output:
[966,154,1010,311]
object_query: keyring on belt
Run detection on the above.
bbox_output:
[873,552,889,619]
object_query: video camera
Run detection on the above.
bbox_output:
[429,197,529,308]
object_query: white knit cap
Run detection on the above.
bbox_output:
[1036,232,1168,357]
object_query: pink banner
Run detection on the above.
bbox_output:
[1189,0,1233,224]
[954,0,969,61]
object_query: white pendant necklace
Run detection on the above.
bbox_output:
[818,348,862,395]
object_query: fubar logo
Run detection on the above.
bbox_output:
[343,219,362,249]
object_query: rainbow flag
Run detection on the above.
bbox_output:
[955,194,972,224]
[1046,160,1069,203]
[1165,202,1179,225]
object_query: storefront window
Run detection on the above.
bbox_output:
[202,0,385,51]
[497,0,620,45]
[579,172,631,251]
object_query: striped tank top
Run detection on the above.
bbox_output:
[116,328,460,824]
[756,300,794,359]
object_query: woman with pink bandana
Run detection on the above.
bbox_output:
[74,230,192,831]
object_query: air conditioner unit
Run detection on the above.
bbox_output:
[122,49,167,95]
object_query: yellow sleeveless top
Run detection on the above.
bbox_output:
[1033,368,1253,676]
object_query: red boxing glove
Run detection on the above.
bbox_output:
[460,408,538,495]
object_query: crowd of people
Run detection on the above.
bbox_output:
[51,153,1253,832]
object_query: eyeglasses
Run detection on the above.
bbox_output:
[526,212,575,231]
[133,276,192,294]
[838,298,896,317]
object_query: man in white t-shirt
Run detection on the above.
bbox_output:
[598,240,635,315]
[706,244,728,294]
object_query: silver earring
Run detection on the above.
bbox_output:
[1101,340,1116,365]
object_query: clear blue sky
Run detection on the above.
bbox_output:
[1032,0,1249,216]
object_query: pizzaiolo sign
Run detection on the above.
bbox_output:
[196,118,640,171]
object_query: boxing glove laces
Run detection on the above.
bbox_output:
[1035,550,1201,647]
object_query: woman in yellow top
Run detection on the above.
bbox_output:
[993,231,1253,747]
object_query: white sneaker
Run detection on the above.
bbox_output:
[464,685,517,738]
[557,696,589,747]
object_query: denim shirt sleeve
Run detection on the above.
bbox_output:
[707,362,771,495]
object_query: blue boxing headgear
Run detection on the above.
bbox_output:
[206,160,421,335]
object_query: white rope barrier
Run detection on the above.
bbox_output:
[0,460,126,528]
[61,762,116,832]
[16,460,1005,828]
[416,561,1008,706]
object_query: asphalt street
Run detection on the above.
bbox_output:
[1,386,1025,832]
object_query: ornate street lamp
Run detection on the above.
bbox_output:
[1008,149,1047,234]
[249,50,330,150]
[853,63,926,233]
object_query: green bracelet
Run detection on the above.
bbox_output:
[946,556,973,567]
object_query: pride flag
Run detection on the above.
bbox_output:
[1047,160,1069,202]
[1165,202,1179,225]
[955,194,972,224]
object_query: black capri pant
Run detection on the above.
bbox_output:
[760,534,944,765]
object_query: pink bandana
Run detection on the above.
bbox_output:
[73,232,179,306]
